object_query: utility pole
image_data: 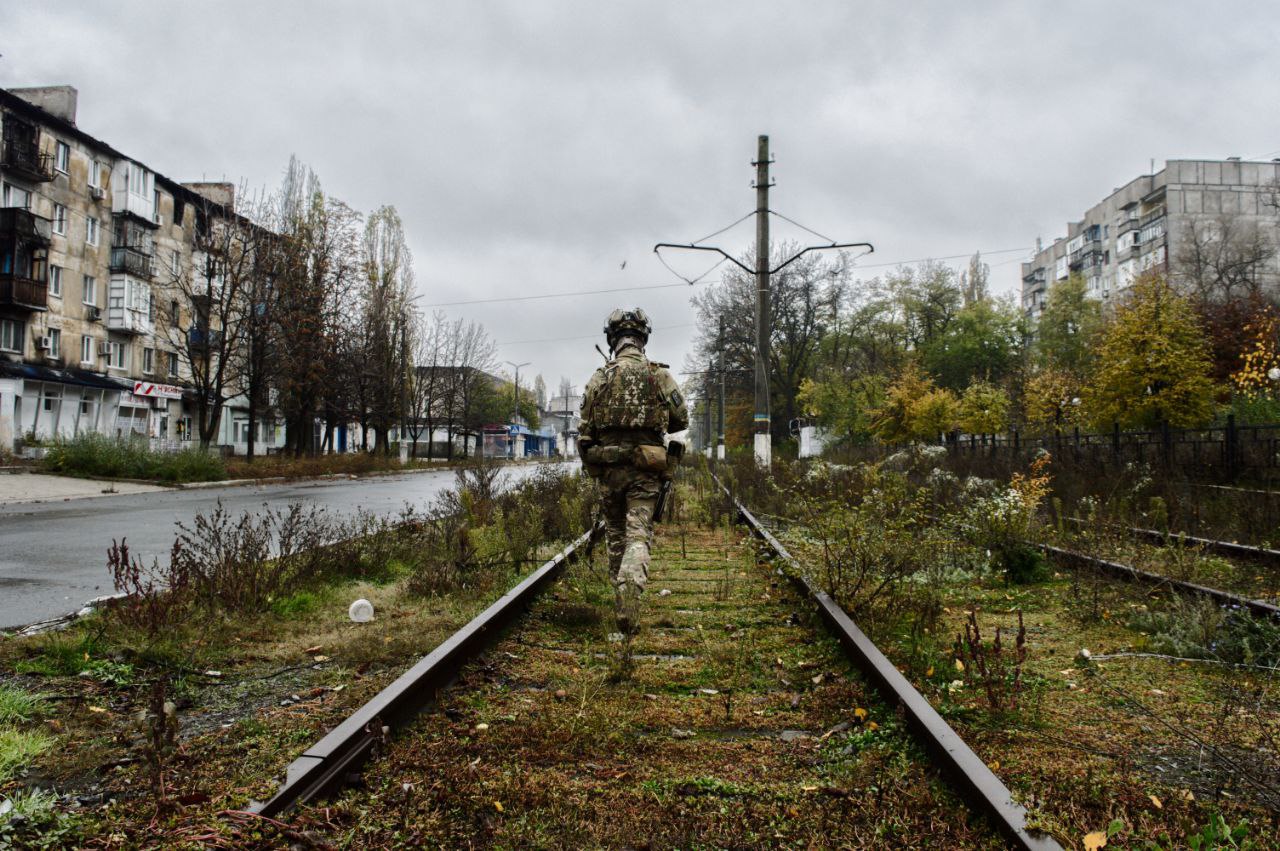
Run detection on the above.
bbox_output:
[653,134,873,469]
[504,360,530,459]
[753,135,772,467]
[717,316,725,461]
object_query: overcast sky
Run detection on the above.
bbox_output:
[5,1,1280,395]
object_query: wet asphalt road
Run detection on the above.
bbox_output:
[0,464,562,629]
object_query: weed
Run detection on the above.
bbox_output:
[270,589,323,618]
[954,609,1027,714]
[0,686,48,724]
[14,631,104,677]
[0,728,54,782]
[0,789,83,849]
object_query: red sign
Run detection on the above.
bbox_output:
[133,381,183,400]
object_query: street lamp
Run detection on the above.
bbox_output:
[504,360,530,459]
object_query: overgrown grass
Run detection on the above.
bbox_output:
[40,433,226,483]
[0,685,49,723]
[0,727,53,782]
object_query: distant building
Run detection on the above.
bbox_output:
[0,85,285,454]
[1021,158,1280,319]
[544,393,581,457]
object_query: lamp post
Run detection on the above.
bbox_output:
[504,360,530,459]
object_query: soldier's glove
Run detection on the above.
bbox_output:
[577,436,595,462]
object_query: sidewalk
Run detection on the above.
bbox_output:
[0,473,166,505]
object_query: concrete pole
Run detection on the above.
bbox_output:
[717,316,726,461]
[753,135,771,467]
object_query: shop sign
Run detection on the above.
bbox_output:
[133,381,184,400]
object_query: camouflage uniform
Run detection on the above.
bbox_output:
[580,319,687,631]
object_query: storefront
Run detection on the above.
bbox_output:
[0,360,131,449]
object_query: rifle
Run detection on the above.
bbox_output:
[652,440,684,523]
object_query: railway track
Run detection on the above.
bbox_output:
[249,480,1063,848]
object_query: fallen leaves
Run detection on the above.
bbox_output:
[1083,830,1107,850]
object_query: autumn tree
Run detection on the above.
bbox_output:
[1082,271,1218,429]
[1034,273,1103,375]
[958,381,1010,435]
[870,364,958,443]
[360,206,415,453]
[1022,368,1082,433]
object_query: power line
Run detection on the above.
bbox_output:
[497,323,695,347]
[423,245,1034,309]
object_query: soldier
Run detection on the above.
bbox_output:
[579,309,688,634]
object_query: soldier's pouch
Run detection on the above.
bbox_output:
[634,444,668,473]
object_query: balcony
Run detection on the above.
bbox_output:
[110,246,155,279]
[106,306,153,335]
[188,326,223,350]
[0,274,48,311]
[1069,240,1104,269]
[0,137,54,182]
[1117,216,1141,236]
[0,208,53,242]
[0,209,51,311]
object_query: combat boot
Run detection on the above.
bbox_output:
[615,581,642,636]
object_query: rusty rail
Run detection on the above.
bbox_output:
[1065,517,1280,568]
[249,522,602,818]
[1041,543,1280,620]
[712,476,1062,851]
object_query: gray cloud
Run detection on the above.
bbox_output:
[5,0,1280,391]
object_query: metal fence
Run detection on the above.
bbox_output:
[943,415,1280,481]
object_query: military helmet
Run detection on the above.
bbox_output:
[604,308,652,349]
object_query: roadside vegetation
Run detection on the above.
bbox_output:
[697,451,1279,848]
[39,433,227,483]
[0,460,592,847]
[34,430,544,485]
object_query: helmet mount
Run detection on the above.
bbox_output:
[604,308,652,352]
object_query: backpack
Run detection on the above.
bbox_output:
[585,357,669,432]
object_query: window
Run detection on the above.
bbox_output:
[49,266,62,297]
[81,334,93,364]
[107,341,127,370]
[0,318,23,353]
[89,161,103,189]
[52,204,67,235]
[54,141,70,173]
[153,189,162,225]
[167,351,179,377]
[47,328,60,358]
[83,274,96,306]
[173,197,185,228]
[171,250,181,276]
[170,299,179,324]
[2,183,31,209]
[142,347,154,374]
[86,216,99,246]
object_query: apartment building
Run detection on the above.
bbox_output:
[1020,158,1280,319]
[0,85,284,454]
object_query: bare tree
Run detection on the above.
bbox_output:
[406,310,446,458]
[447,320,498,457]
[1172,214,1278,303]
[272,157,362,457]
[159,187,265,449]
[360,206,414,454]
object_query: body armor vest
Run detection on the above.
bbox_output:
[586,357,669,433]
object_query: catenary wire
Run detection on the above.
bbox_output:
[766,209,835,244]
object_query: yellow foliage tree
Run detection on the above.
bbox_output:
[1023,368,1082,433]
[1230,306,1280,400]
[1081,272,1218,429]
[871,364,958,442]
[958,381,1010,435]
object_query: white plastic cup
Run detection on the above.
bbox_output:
[348,598,374,623]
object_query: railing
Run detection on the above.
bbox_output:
[938,415,1279,481]
[109,246,155,278]
[0,274,49,310]
[1116,216,1141,235]
[0,137,54,181]
[0,207,53,241]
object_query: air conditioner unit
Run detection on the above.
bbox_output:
[98,341,113,356]
[37,336,53,351]
[89,186,105,201]
[86,305,101,322]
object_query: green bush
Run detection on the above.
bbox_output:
[40,433,226,482]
